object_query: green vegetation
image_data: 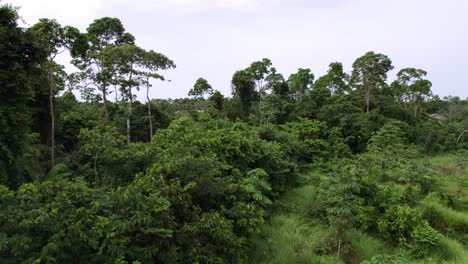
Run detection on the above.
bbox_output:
[250,152,468,264]
[0,3,467,263]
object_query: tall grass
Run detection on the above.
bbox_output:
[346,229,390,262]
[426,154,468,195]
[409,237,468,264]
[421,199,468,235]
[249,170,343,263]
[280,185,321,216]
[249,215,338,264]
[249,157,468,263]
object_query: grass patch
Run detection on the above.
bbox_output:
[248,215,335,264]
[249,169,339,264]
[421,199,468,236]
[346,229,391,263]
[409,237,468,264]
[426,154,467,195]
[249,155,468,263]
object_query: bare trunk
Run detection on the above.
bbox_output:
[127,67,134,145]
[114,85,119,103]
[96,61,109,123]
[49,63,55,168]
[146,80,153,140]
[127,92,132,145]
[102,85,109,124]
[457,129,467,144]
[337,228,343,258]
[365,87,370,113]
[94,152,99,187]
[414,93,418,117]
[337,239,341,258]
[266,96,272,125]
[258,80,264,127]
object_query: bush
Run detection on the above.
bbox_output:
[410,222,442,258]
[377,205,422,245]
[361,254,408,264]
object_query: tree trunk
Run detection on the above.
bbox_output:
[146,80,153,140]
[414,94,418,117]
[102,85,109,124]
[49,63,55,168]
[127,91,132,145]
[337,239,341,258]
[258,80,264,127]
[337,228,343,258]
[457,129,467,144]
[365,86,370,113]
[114,85,119,103]
[266,96,272,125]
[94,152,99,187]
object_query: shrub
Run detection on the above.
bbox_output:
[410,222,442,258]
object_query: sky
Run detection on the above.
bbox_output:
[7,0,468,100]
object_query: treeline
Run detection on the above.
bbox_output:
[0,3,467,263]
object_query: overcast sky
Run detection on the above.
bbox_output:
[8,0,468,100]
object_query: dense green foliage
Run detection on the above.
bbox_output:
[0,3,467,263]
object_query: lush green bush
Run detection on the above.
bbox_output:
[0,179,106,263]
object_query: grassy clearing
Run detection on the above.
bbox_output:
[248,215,339,264]
[248,169,392,264]
[427,153,468,196]
[421,199,468,235]
[420,154,468,238]
[409,237,468,264]
[249,170,342,264]
[249,154,468,263]
[346,229,390,263]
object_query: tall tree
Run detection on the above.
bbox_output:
[141,50,175,139]
[0,4,48,187]
[351,52,393,112]
[103,44,174,143]
[247,58,274,126]
[288,68,314,100]
[188,77,213,99]
[232,70,256,118]
[208,90,225,112]
[395,68,432,117]
[30,19,78,168]
[315,62,349,95]
[71,17,134,123]
[265,71,289,124]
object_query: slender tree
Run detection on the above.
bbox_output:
[288,68,314,100]
[315,62,349,95]
[141,50,175,141]
[395,68,432,117]
[265,71,288,124]
[248,58,274,126]
[104,44,174,143]
[351,52,393,112]
[232,70,256,118]
[71,17,134,123]
[188,77,213,99]
[30,19,78,168]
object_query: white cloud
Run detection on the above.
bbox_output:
[10,0,103,29]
